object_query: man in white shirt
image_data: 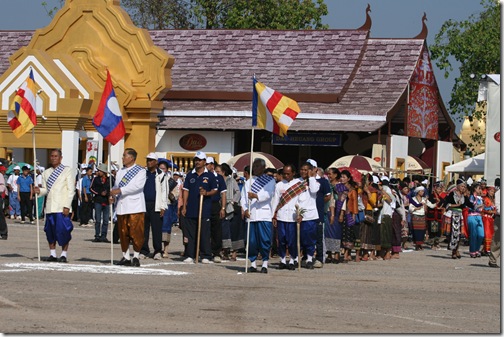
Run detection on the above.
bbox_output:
[34,149,76,263]
[111,148,147,267]
[6,166,21,219]
[241,158,275,273]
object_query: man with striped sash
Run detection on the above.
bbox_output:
[111,148,147,267]
[272,164,304,270]
[34,149,76,263]
[241,158,276,273]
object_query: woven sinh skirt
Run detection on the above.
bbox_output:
[412,215,427,245]
[325,215,342,253]
[360,210,375,250]
[380,215,392,250]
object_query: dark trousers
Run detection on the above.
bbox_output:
[141,201,162,255]
[316,219,325,262]
[20,192,33,221]
[0,198,7,237]
[183,217,212,260]
[80,195,93,224]
[210,201,223,256]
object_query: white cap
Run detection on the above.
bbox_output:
[13,166,20,170]
[467,177,474,186]
[146,152,158,160]
[421,179,428,185]
[306,159,318,168]
[207,157,215,164]
[173,171,181,176]
[81,169,86,174]
[380,175,390,182]
[372,175,380,184]
[415,186,425,193]
[194,151,207,160]
[81,164,88,169]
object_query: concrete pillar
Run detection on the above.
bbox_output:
[0,147,6,158]
[12,148,24,163]
[110,139,124,167]
[62,130,80,169]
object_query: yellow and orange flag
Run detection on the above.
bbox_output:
[252,78,300,137]
[8,69,37,138]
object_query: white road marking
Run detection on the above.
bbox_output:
[4,263,189,276]
[0,269,28,273]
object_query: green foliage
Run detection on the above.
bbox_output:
[121,0,195,29]
[41,0,65,18]
[430,0,500,149]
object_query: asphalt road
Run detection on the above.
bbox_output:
[0,218,501,334]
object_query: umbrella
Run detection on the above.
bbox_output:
[337,166,362,183]
[158,158,179,170]
[6,162,32,175]
[406,156,429,172]
[227,152,284,171]
[328,155,382,173]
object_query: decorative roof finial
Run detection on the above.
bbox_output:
[414,12,428,39]
[357,4,372,31]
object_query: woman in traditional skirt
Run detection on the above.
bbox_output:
[399,182,411,249]
[361,174,377,261]
[442,178,471,259]
[219,163,243,261]
[426,182,445,250]
[354,180,366,262]
[377,176,394,260]
[324,168,341,263]
[389,178,406,258]
[482,186,496,255]
[339,170,359,262]
[409,186,429,250]
[369,175,383,260]
[467,183,485,258]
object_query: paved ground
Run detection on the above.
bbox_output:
[0,218,501,333]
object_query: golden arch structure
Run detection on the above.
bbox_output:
[0,0,174,166]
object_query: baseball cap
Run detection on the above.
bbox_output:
[21,165,30,171]
[13,166,20,170]
[146,152,158,160]
[194,151,207,160]
[206,157,215,164]
[173,171,181,176]
[306,159,318,168]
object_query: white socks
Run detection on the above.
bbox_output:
[123,249,131,260]
[281,257,286,264]
[133,251,140,259]
[50,249,56,257]
[262,261,268,268]
[307,255,313,262]
[251,261,257,268]
[60,251,67,258]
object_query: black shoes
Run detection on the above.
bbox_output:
[489,262,499,268]
[261,267,268,274]
[306,261,314,270]
[278,262,288,270]
[92,238,101,243]
[57,256,67,263]
[249,267,258,273]
[100,238,111,243]
[0,235,7,240]
[46,255,58,262]
[288,263,296,270]
[114,257,132,266]
[132,257,140,267]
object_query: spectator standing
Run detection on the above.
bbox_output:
[0,164,8,239]
[35,166,45,219]
[90,164,113,243]
[488,179,500,268]
[17,165,34,224]
[6,166,21,219]
[206,157,227,263]
[140,153,167,260]
[80,167,94,227]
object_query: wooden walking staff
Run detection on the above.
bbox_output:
[107,145,114,265]
[32,129,41,262]
[295,205,305,271]
[244,126,255,273]
[195,193,204,264]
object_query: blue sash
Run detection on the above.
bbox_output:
[46,164,65,193]
[250,174,274,194]
[118,164,143,188]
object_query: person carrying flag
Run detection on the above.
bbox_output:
[111,148,147,267]
[34,149,76,263]
[241,158,276,273]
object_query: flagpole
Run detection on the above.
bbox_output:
[245,126,255,273]
[32,129,41,262]
[108,143,114,265]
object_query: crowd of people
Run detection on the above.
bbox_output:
[0,149,500,271]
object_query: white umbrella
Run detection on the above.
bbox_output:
[328,155,383,173]
[445,153,485,174]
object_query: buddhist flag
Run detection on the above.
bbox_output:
[8,69,38,138]
[252,78,300,137]
[92,70,125,145]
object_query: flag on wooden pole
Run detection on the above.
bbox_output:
[8,69,37,138]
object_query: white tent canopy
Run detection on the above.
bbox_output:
[445,153,485,173]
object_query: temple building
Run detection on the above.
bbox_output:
[0,0,462,181]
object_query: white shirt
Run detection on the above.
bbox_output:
[38,166,76,214]
[7,174,19,193]
[114,164,147,215]
[495,189,500,215]
[378,185,395,222]
[240,175,275,221]
[272,178,302,222]
[296,177,320,221]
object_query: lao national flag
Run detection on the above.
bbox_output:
[92,70,125,145]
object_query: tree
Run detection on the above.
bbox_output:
[42,0,65,18]
[121,0,195,29]
[430,0,500,151]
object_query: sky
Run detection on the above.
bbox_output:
[0,0,487,132]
